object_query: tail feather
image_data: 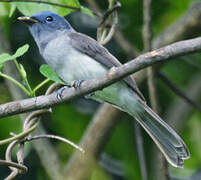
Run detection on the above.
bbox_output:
[125,100,190,168]
[90,82,190,167]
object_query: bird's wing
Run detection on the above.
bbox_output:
[69,32,145,101]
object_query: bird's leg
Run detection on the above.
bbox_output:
[56,80,90,100]
[71,80,85,88]
[56,85,71,100]
[71,80,95,98]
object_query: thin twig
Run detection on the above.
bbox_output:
[143,0,159,113]
[0,123,38,145]
[97,0,120,45]
[23,109,49,130]
[157,71,201,114]
[100,10,118,45]
[141,1,153,180]
[147,67,159,112]
[5,141,23,180]
[0,0,80,11]
[0,160,27,172]
[5,141,21,169]
[143,0,152,52]
[143,0,167,179]
[134,122,148,180]
[25,134,85,153]
[5,169,19,180]
[45,82,62,95]
[99,1,121,26]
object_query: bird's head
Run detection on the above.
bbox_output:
[18,11,73,46]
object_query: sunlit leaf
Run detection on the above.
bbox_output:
[19,63,27,78]
[39,64,65,84]
[16,0,80,17]
[9,3,17,17]
[0,44,29,64]
[14,44,29,58]
[0,3,10,16]
[0,64,4,71]
[80,6,95,17]
[0,53,10,64]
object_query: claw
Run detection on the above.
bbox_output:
[56,86,70,100]
[71,80,84,88]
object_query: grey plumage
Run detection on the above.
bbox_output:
[18,11,190,168]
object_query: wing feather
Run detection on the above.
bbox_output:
[69,32,145,101]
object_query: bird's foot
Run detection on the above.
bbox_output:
[56,80,84,100]
[56,86,70,100]
[71,80,84,88]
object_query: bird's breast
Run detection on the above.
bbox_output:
[42,35,107,84]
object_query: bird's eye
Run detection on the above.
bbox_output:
[46,16,53,22]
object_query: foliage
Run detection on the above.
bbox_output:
[0,44,29,64]
[40,64,65,85]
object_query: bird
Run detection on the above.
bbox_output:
[18,11,190,168]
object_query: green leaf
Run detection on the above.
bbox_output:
[80,6,95,17]
[19,63,27,78]
[14,44,29,58]
[9,3,17,17]
[16,0,80,17]
[0,44,29,64]
[0,64,4,71]
[0,53,10,64]
[0,3,10,16]
[39,64,65,84]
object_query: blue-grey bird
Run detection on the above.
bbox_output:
[18,11,190,168]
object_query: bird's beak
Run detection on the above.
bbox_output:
[17,16,39,24]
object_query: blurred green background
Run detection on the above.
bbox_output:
[0,0,201,179]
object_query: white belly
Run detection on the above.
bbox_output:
[59,49,107,83]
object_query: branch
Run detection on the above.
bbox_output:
[143,0,152,51]
[97,0,119,45]
[135,1,152,180]
[153,2,201,48]
[98,1,121,26]
[0,0,80,11]
[157,71,201,114]
[165,73,201,130]
[134,123,148,180]
[1,37,201,117]
[143,0,159,113]
[143,1,168,179]
[0,160,27,172]
[25,134,84,153]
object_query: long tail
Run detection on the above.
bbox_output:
[123,95,190,168]
[91,82,190,167]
